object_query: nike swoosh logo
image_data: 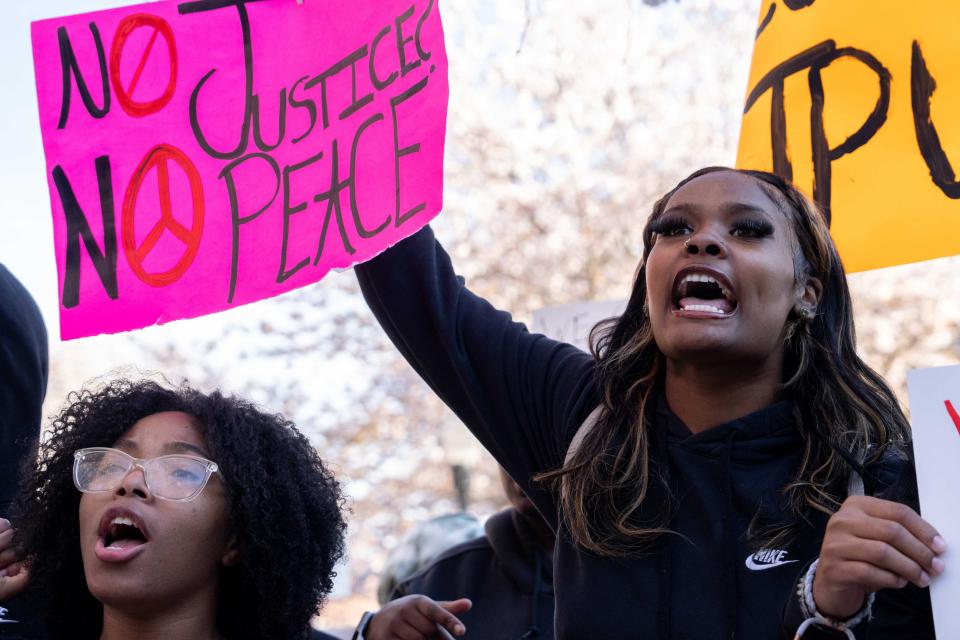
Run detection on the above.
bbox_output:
[745,556,799,571]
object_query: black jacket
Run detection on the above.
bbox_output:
[393,508,554,639]
[0,265,47,639]
[355,226,934,639]
[0,264,47,516]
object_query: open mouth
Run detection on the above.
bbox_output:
[671,268,738,315]
[95,509,150,562]
[103,516,148,550]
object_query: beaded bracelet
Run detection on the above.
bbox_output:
[794,559,875,640]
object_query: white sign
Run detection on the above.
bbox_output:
[531,300,627,353]
[906,364,960,640]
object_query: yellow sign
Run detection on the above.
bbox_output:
[737,0,960,272]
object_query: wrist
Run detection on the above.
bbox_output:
[796,559,875,639]
[811,578,866,619]
[351,611,376,640]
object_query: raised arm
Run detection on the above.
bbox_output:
[355,226,597,524]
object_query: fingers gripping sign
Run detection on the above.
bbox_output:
[814,496,947,619]
[366,595,471,640]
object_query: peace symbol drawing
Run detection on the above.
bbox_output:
[121,143,204,287]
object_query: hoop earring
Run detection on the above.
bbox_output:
[784,319,813,387]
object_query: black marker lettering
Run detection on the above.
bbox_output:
[181,0,260,159]
[288,75,318,144]
[414,0,435,61]
[744,40,890,223]
[390,77,428,226]
[755,2,775,39]
[54,157,118,308]
[313,139,356,261]
[219,152,280,302]
[340,48,374,121]
[252,88,287,151]
[911,40,960,199]
[277,151,324,283]
[305,45,369,130]
[370,25,398,91]
[56,23,111,129]
[394,6,421,76]
[349,113,391,238]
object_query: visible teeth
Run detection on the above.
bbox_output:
[110,517,137,528]
[682,273,719,285]
[681,304,727,313]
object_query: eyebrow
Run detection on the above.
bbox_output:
[162,441,211,458]
[662,202,775,218]
[112,438,210,458]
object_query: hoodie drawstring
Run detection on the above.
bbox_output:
[656,426,673,640]
[722,431,738,638]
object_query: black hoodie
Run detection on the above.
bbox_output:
[0,264,48,515]
[393,508,554,639]
[355,226,934,639]
[0,265,48,637]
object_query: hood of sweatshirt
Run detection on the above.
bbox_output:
[484,508,554,595]
[0,265,48,515]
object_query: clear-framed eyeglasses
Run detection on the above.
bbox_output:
[73,447,220,502]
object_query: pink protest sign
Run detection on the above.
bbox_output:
[32,0,448,339]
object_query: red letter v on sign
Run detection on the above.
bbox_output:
[945,400,960,436]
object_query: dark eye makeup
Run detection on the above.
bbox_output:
[730,218,774,238]
[649,215,692,237]
[649,215,774,239]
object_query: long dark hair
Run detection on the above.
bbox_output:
[13,378,347,640]
[538,167,910,557]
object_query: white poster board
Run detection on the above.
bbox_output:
[906,364,960,640]
[532,300,627,353]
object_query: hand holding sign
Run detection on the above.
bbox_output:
[814,495,945,619]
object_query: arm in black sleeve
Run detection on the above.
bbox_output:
[355,226,597,524]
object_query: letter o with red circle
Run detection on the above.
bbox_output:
[109,13,178,118]
[122,144,205,287]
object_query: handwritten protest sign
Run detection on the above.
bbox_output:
[32,0,448,339]
[532,300,626,353]
[906,364,960,640]
[737,1,960,273]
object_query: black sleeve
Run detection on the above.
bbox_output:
[355,226,598,525]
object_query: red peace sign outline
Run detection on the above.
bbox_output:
[109,13,178,118]
[122,143,205,287]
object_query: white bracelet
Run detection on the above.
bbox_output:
[794,559,875,640]
[351,611,376,640]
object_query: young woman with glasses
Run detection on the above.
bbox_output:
[356,168,942,638]
[8,379,346,640]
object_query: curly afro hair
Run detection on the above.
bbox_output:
[12,378,347,640]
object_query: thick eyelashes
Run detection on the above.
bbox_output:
[648,215,774,240]
[730,218,774,238]
[649,215,691,237]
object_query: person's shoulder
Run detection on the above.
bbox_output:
[308,628,342,640]
[394,534,494,594]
